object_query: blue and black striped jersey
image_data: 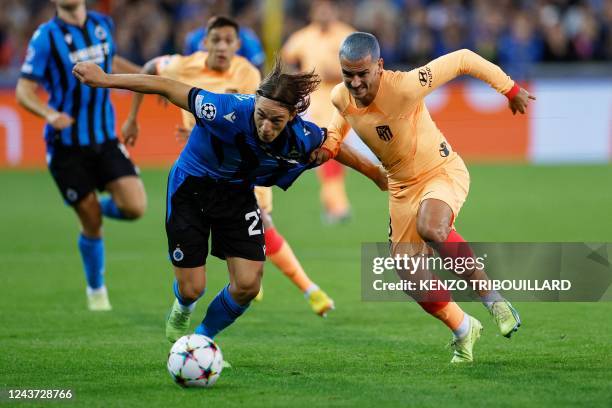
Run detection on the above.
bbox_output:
[20,11,116,147]
[177,88,325,190]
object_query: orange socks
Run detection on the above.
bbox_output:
[265,227,314,292]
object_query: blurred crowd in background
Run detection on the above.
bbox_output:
[1,0,612,82]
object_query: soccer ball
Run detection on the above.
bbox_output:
[167,334,223,388]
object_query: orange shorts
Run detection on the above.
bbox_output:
[254,186,273,213]
[388,156,469,252]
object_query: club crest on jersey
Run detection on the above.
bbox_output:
[439,142,450,157]
[66,188,78,202]
[376,125,394,141]
[95,25,107,40]
[172,247,184,262]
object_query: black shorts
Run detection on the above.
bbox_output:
[165,167,265,267]
[48,139,139,205]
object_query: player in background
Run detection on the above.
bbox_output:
[184,6,265,71]
[15,0,146,311]
[312,32,534,363]
[121,16,335,318]
[282,0,355,224]
[73,58,385,347]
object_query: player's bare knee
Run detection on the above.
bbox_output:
[109,178,147,219]
[120,199,147,220]
[417,220,450,243]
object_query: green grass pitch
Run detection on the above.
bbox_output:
[1,164,611,407]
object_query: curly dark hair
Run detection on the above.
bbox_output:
[256,56,321,115]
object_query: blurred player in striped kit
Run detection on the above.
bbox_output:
[16,0,145,311]
[282,0,355,224]
[121,16,335,320]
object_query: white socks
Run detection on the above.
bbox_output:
[453,313,471,339]
[480,290,504,310]
[304,284,320,298]
[177,301,196,313]
[86,286,107,296]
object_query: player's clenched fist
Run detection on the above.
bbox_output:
[73,62,108,88]
[309,147,333,165]
[45,111,74,130]
[121,118,139,147]
[508,87,536,115]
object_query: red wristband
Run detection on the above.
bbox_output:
[505,83,520,100]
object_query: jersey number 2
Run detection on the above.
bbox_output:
[245,209,262,236]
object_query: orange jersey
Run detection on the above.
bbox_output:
[282,21,354,125]
[156,51,261,129]
[324,49,515,185]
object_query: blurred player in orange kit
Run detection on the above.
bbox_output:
[121,16,335,319]
[282,0,355,224]
[312,32,535,363]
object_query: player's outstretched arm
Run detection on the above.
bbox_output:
[72,62,191,112]
[408,49,535,114]
[336,143,388,191]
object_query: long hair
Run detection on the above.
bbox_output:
[256,56,321,115]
